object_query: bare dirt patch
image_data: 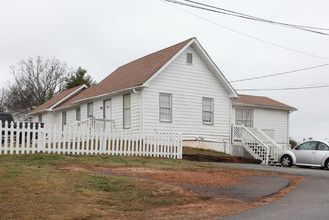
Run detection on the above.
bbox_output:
[59,165,303,219]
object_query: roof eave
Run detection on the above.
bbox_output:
[28,109,53,115]
[28,84,88,115]
[71,85,146,105]
[142,38,195,87]
[191,39,239,98]
[142,38,238,98]
[50,84,88,110]
[233,103,297,111]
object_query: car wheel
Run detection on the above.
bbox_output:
[324,159,329,170]
[281,155,292,167]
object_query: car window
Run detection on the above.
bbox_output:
[297,142,317,150]
[317,143,329,151]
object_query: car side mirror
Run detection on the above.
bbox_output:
[294,147,299,150]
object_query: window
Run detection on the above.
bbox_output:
[87,103,93,118]
[159,93,172,122]
[38,115,42,123]
[76,107,81,121]
[202,98,214,124]
[235,109,253,127]
[317,142,329,151]
[298,141,317,150]
[62,111,67,131]
[123,94,131,128]
[187,53,193,64]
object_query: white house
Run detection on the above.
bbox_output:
[29,37,296,160]
[233,94,296,147]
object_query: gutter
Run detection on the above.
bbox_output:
[72,85,147,104]
[233,103,297,111]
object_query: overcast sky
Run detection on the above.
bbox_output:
[1,0,329,142]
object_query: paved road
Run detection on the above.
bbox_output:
[215,163,329,220]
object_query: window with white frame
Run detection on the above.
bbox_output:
[76,107,81,121]
[62,111,67,131]
[202,98,214,124]
[38,115,42,123]
[186,53,193,64]
[159,93,172,122]
[235,109,253,127]
[123,94,131,128]
[87,103,93,118]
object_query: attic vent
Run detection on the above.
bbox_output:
[186,53,193,64]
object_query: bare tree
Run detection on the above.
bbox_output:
[0,88,8,112]
[7,56,72,112]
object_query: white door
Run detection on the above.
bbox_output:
[103,100,111,130]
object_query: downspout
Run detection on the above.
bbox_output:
[229,97,237,154]
[287,111,291,150]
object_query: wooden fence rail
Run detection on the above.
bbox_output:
[0,121,182,159]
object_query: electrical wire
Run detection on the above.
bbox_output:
[161,0,329,60]
[184,0,329,31]
[230,64,329,83]
[236,84,329,91]
[164,0,329,36]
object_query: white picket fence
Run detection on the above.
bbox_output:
[0,121,182,159]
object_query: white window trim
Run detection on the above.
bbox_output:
[76,107,81,121]
[202,97,214,125]
[62,111,67,131]
[123,94,131,129]
[186,52,193,64]
[87,103,93,118]
[159,93,172,123]
[235,108,254,127]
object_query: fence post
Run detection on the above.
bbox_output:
[10,121,15,154]
[0,121,2,155]
[178,133,182,159]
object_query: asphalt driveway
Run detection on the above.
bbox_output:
[215,163,329,220]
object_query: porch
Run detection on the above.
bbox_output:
[231,125,289,165]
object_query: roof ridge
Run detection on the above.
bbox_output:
[118,37,195,69]
[55,37,195,107]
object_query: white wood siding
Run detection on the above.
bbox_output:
[111,93,141,131]
[142,46,231,146]
[32,112,57,125]
[50,92,141,132]
[232,107,289,145]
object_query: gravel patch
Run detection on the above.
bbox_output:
[92,170,290,202]
[177,175,289,202]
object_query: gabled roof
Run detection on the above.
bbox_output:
[234,94,297,111]
[56,38,194,108]
[29,84,87,115]
[56,37,238,109]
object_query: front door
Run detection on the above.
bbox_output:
[103,100,111,129]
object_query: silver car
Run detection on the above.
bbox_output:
[279,140,329,169]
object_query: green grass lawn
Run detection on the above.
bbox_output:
[0,154,213,219]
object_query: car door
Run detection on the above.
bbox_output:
[314,142,329,165]
[293,141,317,165]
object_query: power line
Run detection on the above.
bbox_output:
[184,0,329,31]
[230,63,329,83]
[236,84,329,91]
[161,0,329,60]
[164,0,329,36]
